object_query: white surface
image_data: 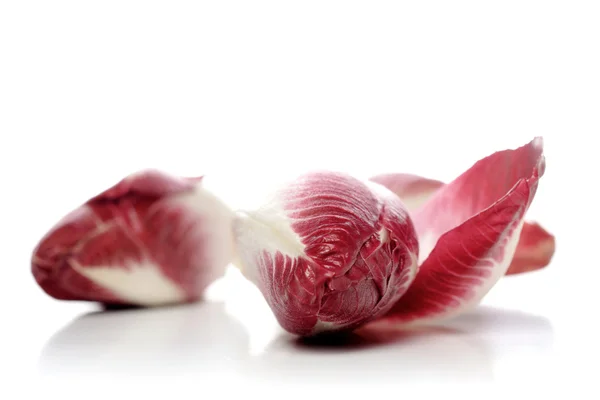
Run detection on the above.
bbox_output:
[0,0,599,396]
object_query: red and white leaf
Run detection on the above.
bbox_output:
[31,169,234,306]
[505,221,555,275]
[373,137,546,326]
[233,171,419,336]
[371,168,555,276]
[370,173,444,211]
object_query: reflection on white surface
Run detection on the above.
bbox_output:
[240,306,553,384]
[39,270,554,384]
[39,301,250,377]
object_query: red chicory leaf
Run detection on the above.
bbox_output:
[233,171,419,336]
[371,162,555,276]
[31,169,234,306]
[371,137,546,326]
[505,221,555,275]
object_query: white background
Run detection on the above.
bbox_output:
[1,0,598,396]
